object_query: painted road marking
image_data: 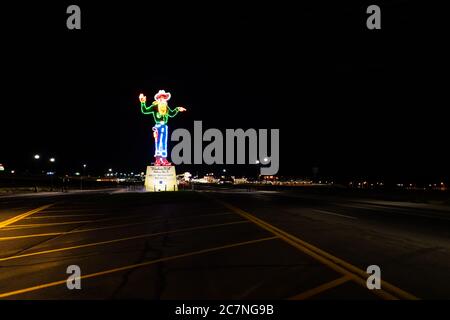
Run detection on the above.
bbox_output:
[313,209,357,220]
[0,236,278,298]
[339,203,450,221]
[214,198,419,300]
[4,212,183,229]
[5,219,105,229]
[288,275,351,300]
[0,204,54,229]
[0,212,234,239]
[25,213,108,219]
[0,220,250,262]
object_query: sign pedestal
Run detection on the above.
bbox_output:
[144,166,178,192]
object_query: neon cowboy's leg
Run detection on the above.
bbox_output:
[157,124,165,156]
[153,125,161,157]
[160,124,168,158]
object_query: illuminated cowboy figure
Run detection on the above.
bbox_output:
[139,90,186,166]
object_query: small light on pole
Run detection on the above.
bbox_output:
[255,160,261,181]
[32,154,41,190]
[81,164,87,190]
[48,158,56,190]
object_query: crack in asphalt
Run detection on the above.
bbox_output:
[109,218,171,299]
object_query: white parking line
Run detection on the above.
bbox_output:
[313,209,357,220]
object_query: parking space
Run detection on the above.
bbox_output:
[0,191,417,299]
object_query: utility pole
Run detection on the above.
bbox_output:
[80,164,87,190]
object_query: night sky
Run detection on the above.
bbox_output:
[1,1,448,183]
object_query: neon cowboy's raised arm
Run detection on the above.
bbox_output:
[141,101,158,114]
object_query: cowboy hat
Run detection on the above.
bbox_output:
[154,90,171,101]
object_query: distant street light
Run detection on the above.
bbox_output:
[32,154,41,191]
[255,160,261,180]
[81,164,88,190]
[108,168,112,172]
[48,158,56,190]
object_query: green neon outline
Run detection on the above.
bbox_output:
[141,101,180,124]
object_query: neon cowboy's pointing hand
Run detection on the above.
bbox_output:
[178,107,187,112]
[139,94,146,103]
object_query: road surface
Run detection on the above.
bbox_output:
[0,187,449,299]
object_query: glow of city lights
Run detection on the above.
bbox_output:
[49,158,55,163]
[34,154,40,159]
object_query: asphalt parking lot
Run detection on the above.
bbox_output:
[1,188,449,299]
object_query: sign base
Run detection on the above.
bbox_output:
[144,166,178,192]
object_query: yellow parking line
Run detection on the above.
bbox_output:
[288,276,351,300]
[25,212,232,229]
[25,213,107,219]
[0,212,234,240]
[0,204,54,229]
[215,198,419,300]
[0,220,250,262]
[0,236,278,298]
[4,212,177,229]
[5,219,101,229]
